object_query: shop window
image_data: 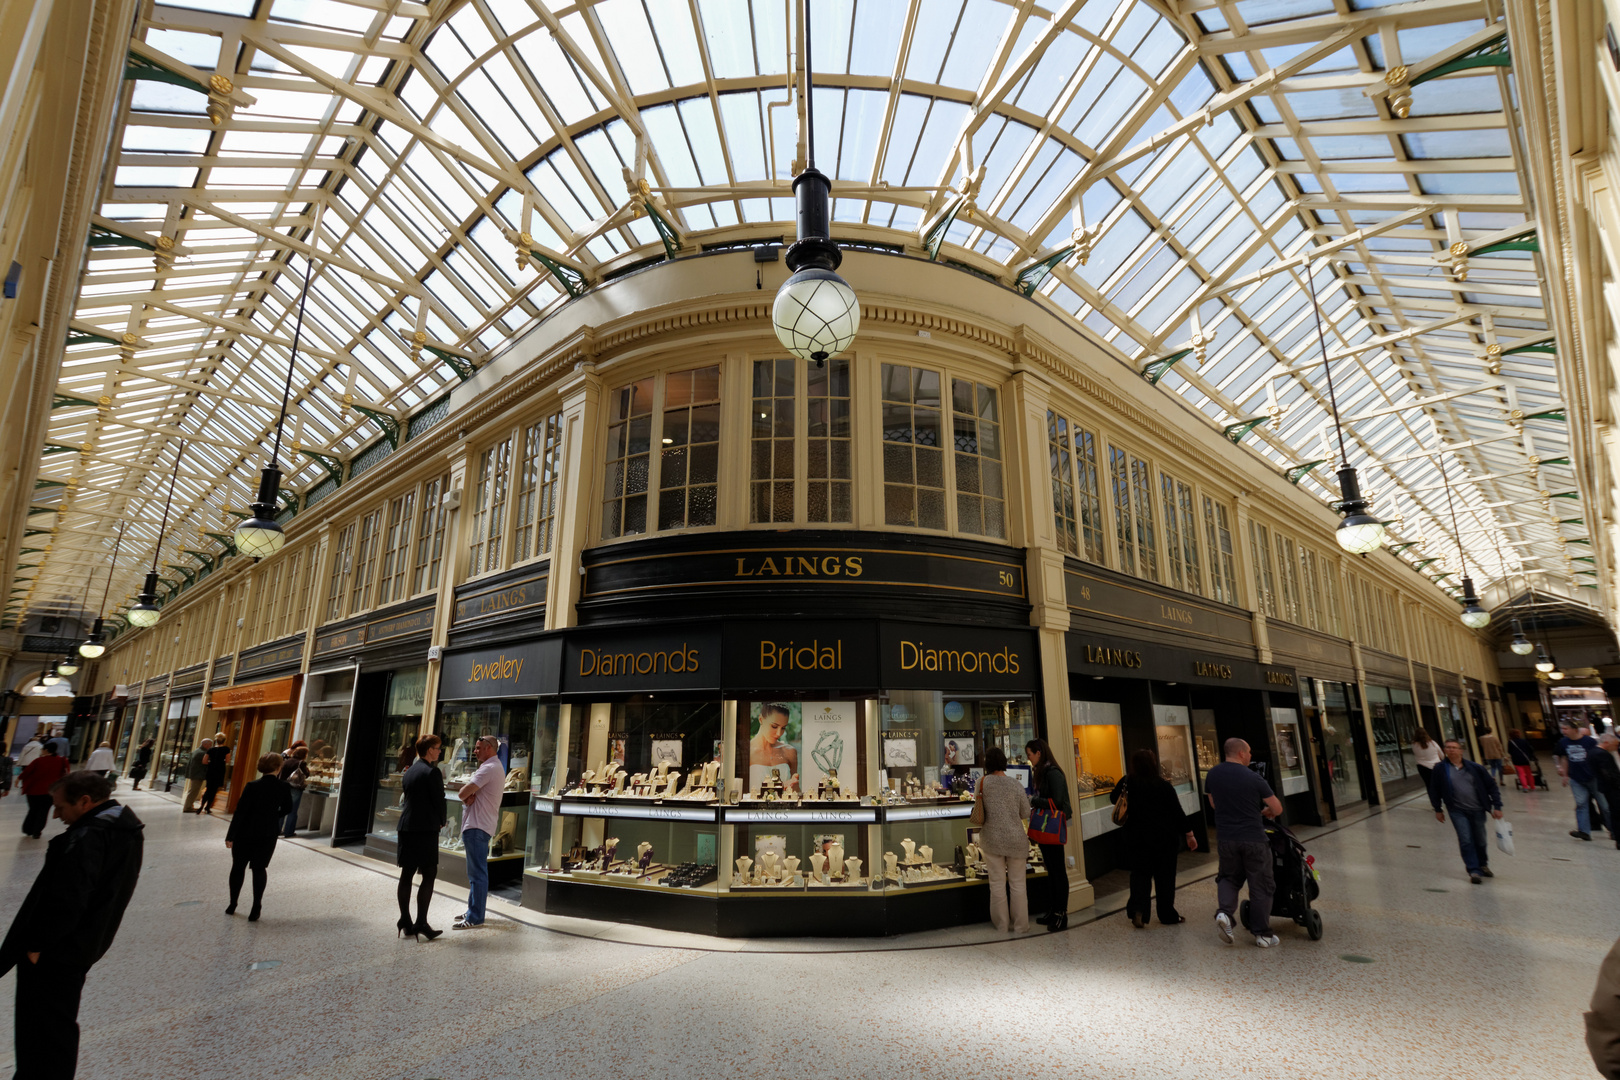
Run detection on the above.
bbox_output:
[951,379,1005,539]
[277,550,303,638]
[411,473,451,594]
[1248,520,1277,618]
[1159,473,1201,595]
[881,363,947,530]
[1071,699,1125,839]
[349,507,384,616]
[659,365,722,530]
[1274,534,1301,624]
[751,358,795,523]
[514,411,563,561]
[467,437,512,577]
[806,356,852,522]
[602,377,653,539]
[1201,495,1239,605]
[751,358,853,526]
[376,492,415,607]
[1109,446,1159,581]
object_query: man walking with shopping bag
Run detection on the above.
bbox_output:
[1429,739,1503,884]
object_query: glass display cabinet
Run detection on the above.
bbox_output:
[1270,707,1309,795]
[436,699,539,885]
[1153,704,1200,815]
[1070,699,1124,838]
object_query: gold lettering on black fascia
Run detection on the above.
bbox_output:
[1265,671,1295,686]
[468,655,525,683]
[578,644,700,677]
[1194,661,1233,679]
[758,639,843,671]
[734,555,862,578]
[901,640,1020,675]
[1083,645,1143,669]
[1160,604,1194,625]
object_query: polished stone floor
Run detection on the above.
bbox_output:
[0,778,1608,1079]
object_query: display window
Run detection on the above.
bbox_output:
[297,669,356,835]
[370,666,430,841]
[120,698,164,774]
[1318,681,1362,807]
[1269,707,1308,795]
[1071,699,1124,839]
[158,698,199,791]
[437,699,539,866]
[1152,704,1200,814]
[878,691,1033,800]
[738,698,865,802]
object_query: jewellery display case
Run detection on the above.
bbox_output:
[1152,704,1200,815]
[369,667,430,840]
[1270,707,1309,795]
[1070,699,1124,838]
[435,699,540,885]
[297,669,355,836]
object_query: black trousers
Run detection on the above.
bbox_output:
[14,957,87,1080]
[20,795,51,836]
[200,780,223,811]
[1127,843,1181,922]
[1037,842,1068,918]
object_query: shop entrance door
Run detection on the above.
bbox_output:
[224,708,264,813]
[1319,682,1373,811]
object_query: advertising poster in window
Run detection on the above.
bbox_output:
[747,702,800,794]
[800,702,857,793]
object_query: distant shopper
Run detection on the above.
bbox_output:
[223,754,292,921]
[19,744,71,839]
[1594,737,1620,852]
[200,738,230,815]
[1507,729,1537,791]
[396,738,417,773]
[0,752,13,798]
[84,741,115,778]
[1412,729,1443,790]
[453,735,506,930]
[1110,748,1196,928]
[183,739,211,813]
[1588,934,1620,1078]
[1557,719,1612,841]
[1477,727,1506,783]
[0,771,143,1080]
[1205,738,1284,948]
[397,734,447,941]
[278,747,309,838]
[1428,739,1503,884]
[44,729,68,758]
[16,734,43,771]
[1024,737,1073,931]
[128,738,154,791]
[976,747,1031,934]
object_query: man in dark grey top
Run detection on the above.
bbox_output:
[1428,738,1502,883]
[1204,738,1283,948]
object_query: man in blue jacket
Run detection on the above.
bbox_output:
[1429,738,1503,884]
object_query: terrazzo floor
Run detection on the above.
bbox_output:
[0,779,1609,1079]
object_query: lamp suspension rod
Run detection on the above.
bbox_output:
[99,520,126,614]
[1304,258,1350,467]
[1439,449,1467,580]
[149,440,187,572]
[269,205,322,470]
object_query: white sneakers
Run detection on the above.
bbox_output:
[1215,911,1234,944]
[1253,934,1280,948]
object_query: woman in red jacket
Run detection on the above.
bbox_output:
[19,744,70,838]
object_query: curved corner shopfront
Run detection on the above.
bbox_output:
[206,674,302,813]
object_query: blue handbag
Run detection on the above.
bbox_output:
[1028,799,1067,846]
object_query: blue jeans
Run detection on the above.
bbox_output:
[282,787,304,837]
[1571,778,1612,834]
[462,828,490,924]
[1450,809,1490,873]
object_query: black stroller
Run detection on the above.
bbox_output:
[1239,822,1323,941]
[1514,758,1550,792]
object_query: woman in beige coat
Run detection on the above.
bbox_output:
[975,746,1032,933]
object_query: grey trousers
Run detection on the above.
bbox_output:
[1216,840,1275,935]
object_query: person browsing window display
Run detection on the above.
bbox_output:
[453,736,506,930]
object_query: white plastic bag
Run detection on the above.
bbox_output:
[1495,817,1514,855]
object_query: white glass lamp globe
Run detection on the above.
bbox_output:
[234,514,285,559]
[56,656,79,676]
[1509,635,1534,655]
[127,603,160,628]
[772,267,859,363]
[1549,669,1565,680]
[1460,604,1490,629]
[1535,655,1555,673]
[79,625,105,658]
[41,666,60,687]
[1335,514,1385,554]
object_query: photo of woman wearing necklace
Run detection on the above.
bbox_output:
[748,702,800,794]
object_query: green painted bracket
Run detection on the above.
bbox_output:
[1581,583,1600,590]
[642,203,683,260]
[1414,557,1441,571]
[352,404,402,450]
[17,548,45,556]
[1014,245,1078,296]
[424,345,476,383]
[1471,228,1538,257]
[1285,459,1328,485]
[526,248,586,298]
[222,508,248,520]
[298,447,345,486]
[86,224,155,252]
[1223,417,1268,444]
[1524,409,1566,422]
[1388,542,1419,554]
[1142,348,1194,386]
[23,529,50,538]
[165,563,197,586]
[1503,341,1556,356]
[1573,555,1596,564]
[26,506,55,516]
[123,51,209,96]
[279,490,300,516]
[1559,517,1584,526]
[923,200,966,262]
[182,549,217,572]
[1411,30,1509,87]
[34,478,64,490]
[52,394,97,410]
[203,532,236,550]
[41,444,79,456]
[1566,537,1592,545]
[66,329,120,348]
[1539,456,1571,466]
[1431,572,1455,584]
[1550,490,1580,500]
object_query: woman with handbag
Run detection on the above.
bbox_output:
[278,746,309,837]
[1110,748,1197,928]
[1025,738,1073,931]
[396,733,447,940]
[225,753,294,920]
[974,747,1031,933]
[128,738,155,791]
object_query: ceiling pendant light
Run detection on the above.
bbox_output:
[130,443,185,629]
[1548,667,1566,681]
[771,0,858,366]
[1304,256,1384,554]
[1459,578,1490,629]
[56,652,79,677]
[236,209,322,558]
[78,522,126,658]
[40,662,60,687]
[1438,450,1488,629]
[1508,619,1534,655]
[1535,648,1555,673]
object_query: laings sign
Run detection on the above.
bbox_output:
[1080,644,1143,669]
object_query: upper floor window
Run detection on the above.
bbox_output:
[602,378,653,539]
[1274,533,1301,624]
[467,438,512,576]
[277,550,304,638]
[376,492,415,607]
[881,363,946,530]
[751,358,852,525]
[1109,446,1159,582]
[659,366,721,531]
[325,523,356,624]
[951,378,1005,539]
[514,412,563,561]
[1159,473,1201,595]
[1201,496,1239,606]
[1249,521,1277,618]
[412,474,451,594]
[349,507,384,615]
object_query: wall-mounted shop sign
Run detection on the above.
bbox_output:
[1065,634,1271,690]
[1194,661,1234,680]
[209,675,299,711]
[722,620,880,690]
[880,622,1038,691]
[440,638,561,700]
[1065,564,1253,644]
[1076,644,1145,669]
[312,623,365,657]
[366,602,435,644]
[1362,648,1411,681]
[1263,668,1298,689]
[561,626,721,695]
[453,569,548,626]
[235,637,305,679]
[1265,624,1354,669]
[885,803,974,822]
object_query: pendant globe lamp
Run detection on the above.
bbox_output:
[40,662,60,687]
[1438,449,1489,628]
[1535,648,1556,674]
[771,0,859,366]
[1303,259,1384,553]
[129,443,185,629]
[1508,619,1534,655]
[78,520,127,659]
[236,212,321,558]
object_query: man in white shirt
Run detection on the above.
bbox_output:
[15,736,43,771]
[84,741,116,778]
[453,735,506,930]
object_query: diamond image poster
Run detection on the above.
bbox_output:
[800,701,857,794]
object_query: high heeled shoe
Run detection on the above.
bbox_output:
[396,916,415,939]
[225,902,237,915]
[414,923,443,942]
[247,906,261,922]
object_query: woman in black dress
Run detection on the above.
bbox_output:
[1025,738,1074,931]
[225,753,293,921]
[1110,748,1197,928]
[200,736,230,814]
[129,738,155,791]
[396,733,446,941]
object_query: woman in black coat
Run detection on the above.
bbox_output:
[1025,738,1074,932]
[129,739,154,791]
[200,737,230,814]
[225,753,293,921]
[396,733,447,940]
[1110,748,1197,928]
